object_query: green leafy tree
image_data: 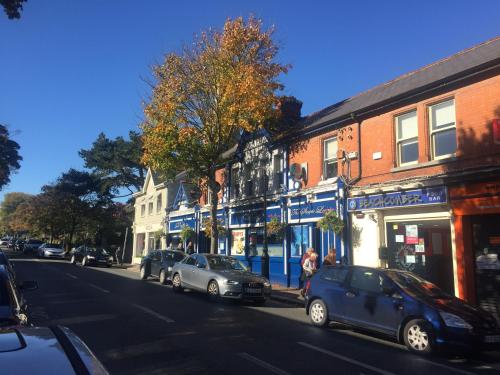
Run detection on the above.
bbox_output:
[1,0,26,19]
[79,131,146,198]
[142,16,289,253]
[0,125,22,191]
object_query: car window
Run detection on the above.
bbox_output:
[174,252,185,262]
[185,255,196,266]
[152,251,161,261]
[196,256,207,268]
[350,269,383,293]
[320,267,348,283]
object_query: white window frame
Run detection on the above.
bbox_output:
[148,202,153,215]
[395,110,419,166]
[156,194,162,213]
[429,99,456,160]
[323,137,338,180]
[140,204,145,217]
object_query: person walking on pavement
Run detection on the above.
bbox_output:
[323,248,336,266]
[299,247,314,289]
[301,252,318,296]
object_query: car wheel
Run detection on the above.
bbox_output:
[70,255,76,265]
[140,265,148,280]
[207,280,220,301]
[403,319,435,354]
[172,273,183,292]
[309,299,329,327]
[82,256,87,267]
[159,269,167,285]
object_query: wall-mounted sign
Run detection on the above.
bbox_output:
[290,199,337,221]
[347,187,447,211]
[169,214,196,232]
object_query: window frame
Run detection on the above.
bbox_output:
[148,202,154,215]
[395,109,419,167]
[140,204,146,217]
[322,137,338,180]
[156,194,162,213]
[428,98,457,160]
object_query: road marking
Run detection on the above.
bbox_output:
[87,283,110,293]
[237,352,291,375]
[298,342,396,375]
[51,314,116,325]
[414,357,478,375]
[131,304,174,323]
[65,273,78,279]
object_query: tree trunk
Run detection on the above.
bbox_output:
[208,171,219,254]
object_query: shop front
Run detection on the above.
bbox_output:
[167,212,196,251]
[199,209,228,254]
[228,202,285,285]
[348,186,455,295]
[450,180,500,321]
[287,189,342,288]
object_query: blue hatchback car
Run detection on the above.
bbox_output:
[305,265,500,354]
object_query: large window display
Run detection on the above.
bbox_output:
[230,228,283,257]
[386,219,454,294]
[291,224,310,257]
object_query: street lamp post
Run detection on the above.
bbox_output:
[261,164,270,279]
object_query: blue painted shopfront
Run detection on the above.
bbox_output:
[199,210,227,254]
[228,202,287,285]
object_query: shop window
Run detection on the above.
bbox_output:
[395,110,418,166]
[231,229,246,256]
[248,228,283,257]
[291,224,310,257]
[429,99,456,159]
[140,204,145,217]
[156,194,162,213]
[136,233,145,256]
[323,138,338,180]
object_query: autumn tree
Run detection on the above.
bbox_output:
[0,0,26,19]
[142,17,288,253]
[0,192,31,234]
[0,124,22,191]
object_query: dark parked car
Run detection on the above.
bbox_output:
[140,249,185,284]
[0,265,37,327]
[0,251,16,279]
[23,239,44,254]
[14,239,25,252]
[0,326,108,374]
[70,246,113,267]
[305,265,500,354]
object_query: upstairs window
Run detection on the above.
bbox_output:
[273,154,283,191]
[156,194,162,213]
[323,137,338,179]
[148,202,153,215]
[396,110,418,166]
[429,99,456,159]
[140,204,145,217]
[231,167,240,199]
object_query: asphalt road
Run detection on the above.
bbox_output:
[6,250,500,375]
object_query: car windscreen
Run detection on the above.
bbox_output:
[207,257,248,271]
[46,244,62,249]
[87,248,108,256]
[387,271,450,299]
[28,240,43,244]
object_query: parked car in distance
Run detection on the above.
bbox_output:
[0,265,37,327]
[70,246,113,267]
[23,239,44,254]
[14,239,25,252]
[305,265,500,355]
[37,243,65,259]
[0,325,108,374]
[140,249,185,284]
[0,238,9,247]
[171,254,272,303]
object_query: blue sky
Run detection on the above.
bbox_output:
[1,0,499,202]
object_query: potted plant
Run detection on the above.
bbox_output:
[203,217,227,238]
[180,225,195,243]
[267,217,285,240]
[317,209,344,234]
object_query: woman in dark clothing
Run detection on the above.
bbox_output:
[323,248,336,266]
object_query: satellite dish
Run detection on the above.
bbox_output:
[290,163,303,182]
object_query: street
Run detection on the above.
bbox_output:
[6,251,500,375]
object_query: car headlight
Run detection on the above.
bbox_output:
[87,256,95,260]
[440,312,472,329]
[263,281,271,287]
[226,280,239,285]
[167,266,172,271]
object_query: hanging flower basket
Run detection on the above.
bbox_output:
[180,225,195,243]
[267,217,285,240]
[316,209,344,234]
[203,217,227,238]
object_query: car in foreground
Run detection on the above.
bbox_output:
[140,249,185,284]
[305,265,500,355]
[0,251,16,279]
[0,265,37,327]
[23,239,44,254]
[38,243,65,259]
[70,246,113,267]
[171,254,271,303]
[0,325,108,374]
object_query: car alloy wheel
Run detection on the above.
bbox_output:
[82,257,87,267]
[140,266,148,280]
[159,269,167,285]
[207,280,220,300]
[404,319,434,354]
[309,299,329,327]
[172,273,182,292]
[70,255,76,265]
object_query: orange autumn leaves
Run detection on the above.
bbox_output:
[141,16,288,178]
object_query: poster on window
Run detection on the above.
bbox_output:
[231,230,246,256]
[405,225,418,244]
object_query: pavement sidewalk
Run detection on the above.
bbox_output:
[122,263,304,307]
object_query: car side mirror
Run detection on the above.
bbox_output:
[20,281,38,291]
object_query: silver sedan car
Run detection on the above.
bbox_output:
[171,254,272,303]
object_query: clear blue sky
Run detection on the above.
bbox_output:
[1,0,499,202]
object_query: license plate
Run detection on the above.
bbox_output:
[484,335,500,343]
[245,288,262,294]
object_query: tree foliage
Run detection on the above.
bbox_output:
[0,0,26,19]
[0,192,31,233]
[0,125,22,191]
[79,131,146,197]
[142,16,288,253]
